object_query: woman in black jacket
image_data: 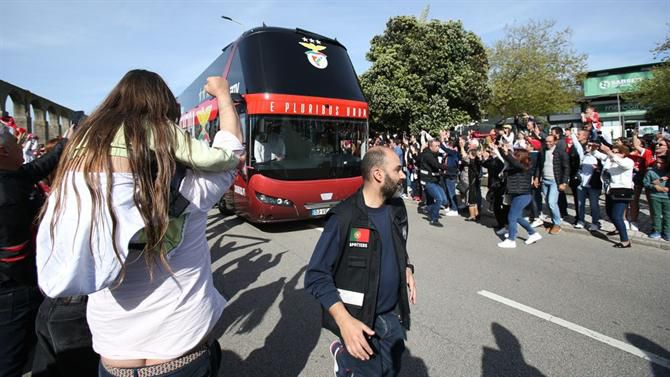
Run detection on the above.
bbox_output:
[493,143,543,248]
[482,146,508,231]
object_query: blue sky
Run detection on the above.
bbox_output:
[2,0,669,114]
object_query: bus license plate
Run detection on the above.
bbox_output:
[311,208,330,216]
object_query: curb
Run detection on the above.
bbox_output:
[546,218,670,251]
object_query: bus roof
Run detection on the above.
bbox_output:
[241,26,347,50]
[178,26,365,113]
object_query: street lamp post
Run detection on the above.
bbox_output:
[221,15,243,26]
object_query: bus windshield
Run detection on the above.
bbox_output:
[250,115,366,181]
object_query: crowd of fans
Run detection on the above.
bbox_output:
[369,109,670,249]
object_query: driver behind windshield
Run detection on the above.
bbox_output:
[254,120,285,162]
[313,133,334,155]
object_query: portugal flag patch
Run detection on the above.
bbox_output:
[349,228,370,243]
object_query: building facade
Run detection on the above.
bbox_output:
[549,63,659,139]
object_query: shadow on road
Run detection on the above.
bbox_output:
[213,248,286,298]
[208,231,271,266]
[625,333,670,377]
[206,215,246,237]
[481,322,546,377]
[399,347,430,376]
[252,217,327,234]
[219,266,322,376]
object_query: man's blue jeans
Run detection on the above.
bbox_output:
[576,186,601,225]
[443,177,459,211]
[508,194,537,241]
[0,285,42,377]
[530,186,543,219]
[542,179,561,225]
[335,312,406,377]
[424,182,446,222]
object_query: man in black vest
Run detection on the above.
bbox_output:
[306,146,417,377]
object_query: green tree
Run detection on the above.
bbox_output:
[630,31,670,126]
[360,15,489,135]
[487,19,587,117]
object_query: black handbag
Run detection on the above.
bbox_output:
[608,187,634,201]
[569,174,582,187]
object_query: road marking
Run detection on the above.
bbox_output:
[477,290,670,370]
[311,226,324,232]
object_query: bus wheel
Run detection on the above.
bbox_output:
[217,191,235,216]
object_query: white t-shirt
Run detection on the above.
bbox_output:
[36,131,242,360]
[254,133,285,162]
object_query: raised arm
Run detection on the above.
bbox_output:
[570,130,584,161]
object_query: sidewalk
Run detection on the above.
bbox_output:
[484,187,670,251]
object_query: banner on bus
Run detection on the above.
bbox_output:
[245,93,368,119]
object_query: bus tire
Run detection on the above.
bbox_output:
[217,191,235,216]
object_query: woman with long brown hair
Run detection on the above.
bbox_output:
[36,70,243,376]
[493,143,543,248]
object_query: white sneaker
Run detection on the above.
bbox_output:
[589,223,600,231]
[523,217,529,222]
[495,227,508,236]
[539,214,549,222]
[525,232,542,245]
[446,210,459,217]
[498,239,517,248]
[574,222,585,229]
[629,222,639,232]
[531,219,544,228]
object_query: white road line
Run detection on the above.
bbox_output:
[477,290,670,370]
[311,226,324,232]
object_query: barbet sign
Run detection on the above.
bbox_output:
[584,71,653,97]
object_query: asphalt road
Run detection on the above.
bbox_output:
[207,201,670,377]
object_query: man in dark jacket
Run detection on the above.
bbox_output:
[420,139,447,226]
[305,146,417,377]
[482,147,508,232]
[438,132,460,216]
[536,134,570,234]
[0,125,65,376]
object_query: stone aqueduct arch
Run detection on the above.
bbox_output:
[0,79,79,141]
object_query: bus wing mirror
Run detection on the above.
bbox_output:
[231,93,246,113]
[231,93,245,104]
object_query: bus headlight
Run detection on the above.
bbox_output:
[256,192,293,207]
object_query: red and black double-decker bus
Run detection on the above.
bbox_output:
[178,26,368,222]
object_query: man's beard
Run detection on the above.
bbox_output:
[382,175,403,199]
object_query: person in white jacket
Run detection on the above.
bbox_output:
[593,143,634,248]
